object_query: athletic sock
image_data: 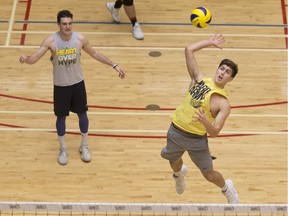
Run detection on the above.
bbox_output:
[81,132,88,145]
[58,135,67,150]
[222,182,228,192]
[173,169,182,177]
[130,16,137,26]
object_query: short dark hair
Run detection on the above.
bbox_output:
[219,59,238,78]
[57,10,73,24]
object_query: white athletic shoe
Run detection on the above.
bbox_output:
[222,179,240,204]
[106,2,120,23]
[79,144,92,162]
[58,148,68,165]
[132,22,144,40]
[173,165,188,194]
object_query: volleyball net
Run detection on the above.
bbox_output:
[0,202,287,216]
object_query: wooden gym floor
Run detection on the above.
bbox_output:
[0,0,287,205]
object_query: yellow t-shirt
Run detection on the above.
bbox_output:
[171,78,228,135]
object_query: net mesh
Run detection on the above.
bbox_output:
[0,202,287,216]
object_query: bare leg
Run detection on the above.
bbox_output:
[202,168,225,188]
[123,4,136,20]
[170,158,183,173]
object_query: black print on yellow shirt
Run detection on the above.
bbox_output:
[189,80,211,108]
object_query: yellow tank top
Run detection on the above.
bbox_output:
[171,78,228,135]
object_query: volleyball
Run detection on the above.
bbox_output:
[190,7,212,28]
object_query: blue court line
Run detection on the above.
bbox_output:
[0,20,287,28]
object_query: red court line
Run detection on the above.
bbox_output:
[19,0,32,45]
[0,123,26,128]
[0,93,53,104]
[281,0,288,48]
[0,93,287,111]
[0,123,270,139]
[231,101,288,109]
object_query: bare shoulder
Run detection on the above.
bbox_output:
[76,32,84,39]
[214,94,230,107]
[45,34,54,43]
[41,34,55,48]
[76,32,87,43]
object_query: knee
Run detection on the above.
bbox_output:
[123,0,133,6]
[77,112,89,123]
[160,148,175,162]
[160,148,167,159]
[77,112,87,118]
[56,115,66,123]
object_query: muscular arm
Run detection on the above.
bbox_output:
[81,34,114,65]
[19,35,53,64]
[185,34,225,88]
[80,33,125,78]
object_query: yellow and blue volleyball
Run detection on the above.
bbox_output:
[190,7,212,28]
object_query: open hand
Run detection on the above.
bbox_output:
[192,108,208,123]
[210,33,225,49]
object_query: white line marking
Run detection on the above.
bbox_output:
[229,114,288,118]
[0,128,286,135]
[0,110,286,117]
[0,45,286,52]
[5,0,18,46]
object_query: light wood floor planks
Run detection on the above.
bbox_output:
[0,0,287,205]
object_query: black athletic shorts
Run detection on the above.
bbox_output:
[53,80,88,117]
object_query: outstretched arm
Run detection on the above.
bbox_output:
[80,34,125,79]
[185,33,225,87]
[19,35,52,64]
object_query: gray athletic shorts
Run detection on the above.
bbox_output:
[161,123,213,172]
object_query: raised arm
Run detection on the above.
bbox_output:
[185,33,225,86]
[80,33,125,79]
[19,35,53,64]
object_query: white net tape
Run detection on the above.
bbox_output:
[0,202,287,215]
